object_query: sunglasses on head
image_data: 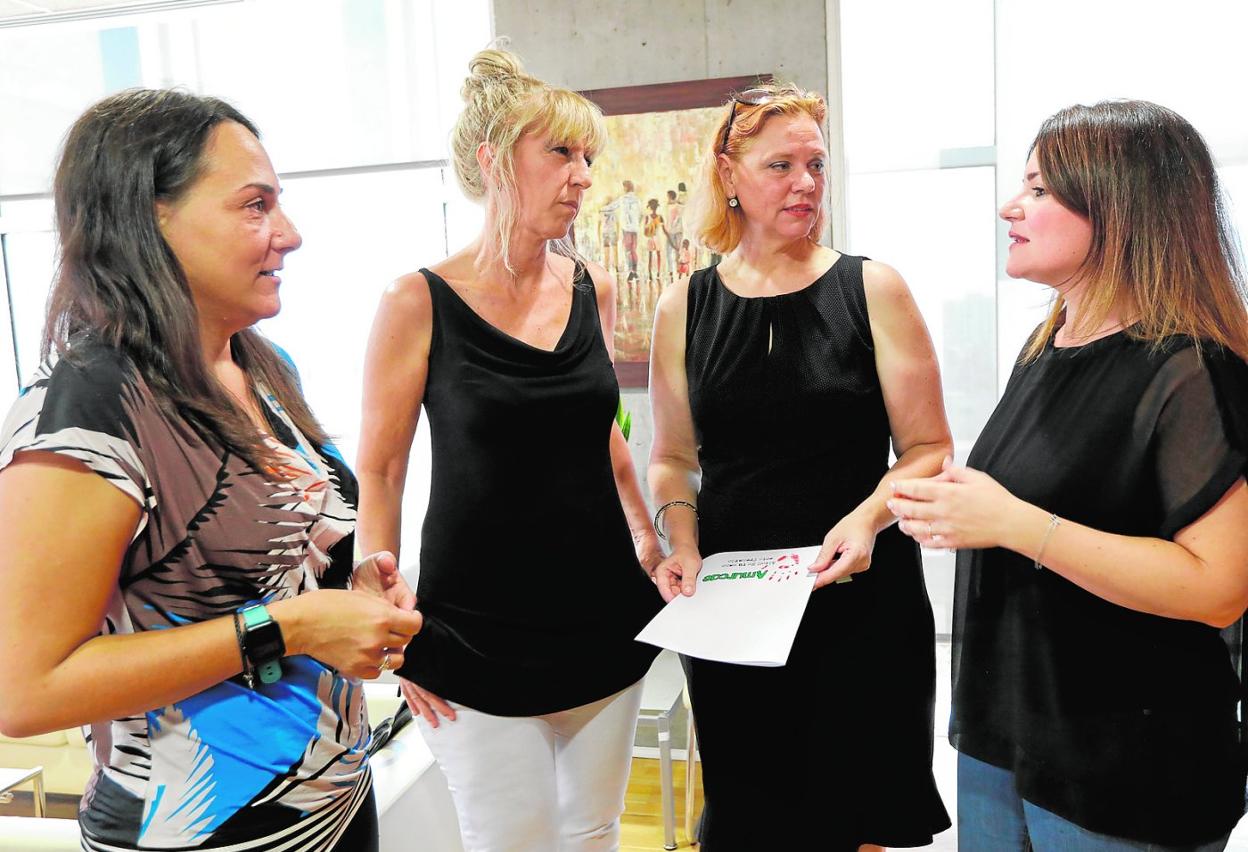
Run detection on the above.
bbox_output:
[720,88,774,154]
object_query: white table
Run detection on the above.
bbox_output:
[0,766,45,818]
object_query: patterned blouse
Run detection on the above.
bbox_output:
[0,341,370,851]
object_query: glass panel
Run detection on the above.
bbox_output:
[0,199,57,384]
[995,0,1248,389]
[445,176,486,259]
[0,3,488,573]
[194,0,491,172]
[994,273,1051,394]
[257,166,450,563]
[847,166,998,633]
[0,0,492,194]
[1220,164,1248,257]
[840,0,994,170]
[0,237,19,401]
[0,27,112,194]
[996,0,1248,172]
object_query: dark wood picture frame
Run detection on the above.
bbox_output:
[578,74,771,388]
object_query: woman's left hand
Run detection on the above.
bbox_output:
[353,551,417,611]
[888,457,1025,550]
[633,528,664,577]
[808,511,877,588]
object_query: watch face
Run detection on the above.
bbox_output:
[244,619,286,664]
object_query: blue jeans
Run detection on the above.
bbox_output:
[957,752,1231,852]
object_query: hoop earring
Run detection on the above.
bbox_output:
[728,197,739,208]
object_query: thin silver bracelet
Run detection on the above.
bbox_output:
[1034,513,1062,571]
[654,500,698,541]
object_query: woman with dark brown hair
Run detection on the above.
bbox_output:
[0,89,422,852]
[890,100,1248,849]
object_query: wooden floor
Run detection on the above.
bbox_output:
[621,756,704,851]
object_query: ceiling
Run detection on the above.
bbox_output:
[0,0,240,26]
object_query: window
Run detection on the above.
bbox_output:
[0,0,491,564]
[840,0,995,632]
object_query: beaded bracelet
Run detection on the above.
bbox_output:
[233,610,255,689]
[654,499,698,541]
[1034,513,1062,571]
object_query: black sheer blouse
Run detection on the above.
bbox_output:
[951,330,1248,844]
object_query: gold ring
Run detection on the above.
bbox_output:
[379,653,392,673]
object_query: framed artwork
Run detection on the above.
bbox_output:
[576,74,771,387]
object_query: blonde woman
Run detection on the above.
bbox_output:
[891,100,1248,850]
[648,83,952,850]
[356,49,663,851]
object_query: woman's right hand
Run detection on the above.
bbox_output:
[652,542,702,602]
[399,676,458,728]
[272,589,423,680]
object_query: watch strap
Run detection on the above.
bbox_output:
[256,658,283,685]
[239,604,285,685]
[241,604,273,630]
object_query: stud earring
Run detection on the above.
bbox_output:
[728,197,739,208]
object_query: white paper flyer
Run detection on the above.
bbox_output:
[635,545,822,666]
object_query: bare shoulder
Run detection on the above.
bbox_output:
[584,259,617,305]
[378,270,434,332]
[655,275,692,324]
[861,259,913,305]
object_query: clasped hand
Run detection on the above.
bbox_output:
[285,550,421,681]
[887,456,1021,550]
[352,552,459,727]
[291,551,420,681]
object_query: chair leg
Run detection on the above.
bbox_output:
[684,715,697,845]
[659,712,676,850]
[32,771,45,818]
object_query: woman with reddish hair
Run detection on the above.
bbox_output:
[648,82,953,850]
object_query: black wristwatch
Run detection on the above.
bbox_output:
[239,604,286,685]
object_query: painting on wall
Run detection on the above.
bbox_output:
[576,75,770,387]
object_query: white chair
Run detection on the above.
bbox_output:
[682,682,699,846]
[637,650,700,849]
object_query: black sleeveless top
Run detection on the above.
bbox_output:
[395,266,661,716]
[689,253,895,553]
[685,252,936,652]
[952,332,1248,844]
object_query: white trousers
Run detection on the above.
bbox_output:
[417,682,644,852]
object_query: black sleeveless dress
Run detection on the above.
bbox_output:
[683,255,950,850]
[393,266,662,716]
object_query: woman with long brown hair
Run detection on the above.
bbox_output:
[890,100,1248,849]
[0,89,422,852]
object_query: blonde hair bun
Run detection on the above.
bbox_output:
[461,48,531,102]
[449,44,607,272]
